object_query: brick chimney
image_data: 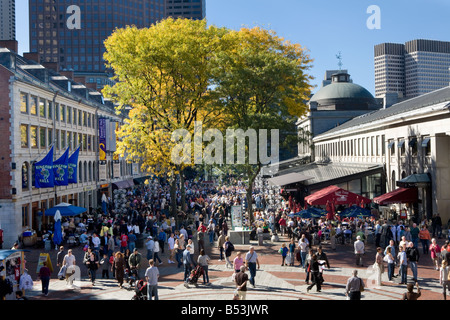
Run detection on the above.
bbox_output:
[0,40,18,53]
[23,52,40,64]
[59,70,74,81]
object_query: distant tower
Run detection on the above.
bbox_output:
[0,0,15,41]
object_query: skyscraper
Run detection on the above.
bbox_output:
[165,0,205,20]
[28,0,166,73]
[375,39,450,99]
[0,0,15,41]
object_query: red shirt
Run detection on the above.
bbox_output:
[120,234,128,247]
[39,266,51,278]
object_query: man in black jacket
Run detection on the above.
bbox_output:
[406,242,420,282]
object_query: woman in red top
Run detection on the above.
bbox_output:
[279,216,287,236]
[419,225,431,255]
[430,238,441,270]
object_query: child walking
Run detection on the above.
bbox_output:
[279,243,289,266]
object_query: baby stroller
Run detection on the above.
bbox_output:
[125,268,139,287]
[131,279,147,300]
[188,265,204,287]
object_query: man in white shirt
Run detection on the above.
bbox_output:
[145,259,160,300]
[167,233,175,263]
[354,236,365,267]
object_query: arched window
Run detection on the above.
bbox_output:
[22,162,29,190]
[31,161,36,187]
[79,161,83,182]
[84,161,87,182]
[88,161,92,181]
[391,170,396,191]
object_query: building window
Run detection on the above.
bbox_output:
[67,106,72,124]
[21,124,29,148]
[22,162,29,190]
[60,104,66,122]
[47,100,53,119]
[30,95,38,116]
[39,98,46,117]
[422,137,431,156]
[398,139,406,156]
[48,128,53,146]
[40,127,46,148]
[20,92,28,114]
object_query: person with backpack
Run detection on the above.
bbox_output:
[223,236,234,268]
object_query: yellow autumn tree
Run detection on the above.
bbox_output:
[103,18,227,215]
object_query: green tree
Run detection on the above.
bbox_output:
[210,26,314,224]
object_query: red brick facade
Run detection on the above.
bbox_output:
[0,65,13,199]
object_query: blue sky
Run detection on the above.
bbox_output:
[15,0,450,95]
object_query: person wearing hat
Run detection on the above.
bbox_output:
[354,235,365,267]
[183,244,195,287]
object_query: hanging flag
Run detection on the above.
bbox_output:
[35,146,54,188]
[68,146,80,184]
[53,147,70,186]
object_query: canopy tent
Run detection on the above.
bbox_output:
[38,202,87,217]
[396,173,430,188]
[268,172,314,186]
[305,185,371,206]
[339,205,372,218]
[288,207,326,219]
[373,187,418,205]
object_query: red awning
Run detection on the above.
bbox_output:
[305,185,371,206]
[373,187,418,205]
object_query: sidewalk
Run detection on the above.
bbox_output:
[23,232,446,300]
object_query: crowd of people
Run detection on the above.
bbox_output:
[28,174,450,300]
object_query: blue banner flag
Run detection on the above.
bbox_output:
[53,147,69,186]
[34,146,54,188]
[68,146,80,184]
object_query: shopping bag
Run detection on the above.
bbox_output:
[57,265,67,279]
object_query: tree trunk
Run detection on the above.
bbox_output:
[246,164,261,226]
[170,174,177,218]
[180,167,186,213]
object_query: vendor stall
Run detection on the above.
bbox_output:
[0,250,30,300]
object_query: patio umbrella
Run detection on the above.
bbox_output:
[339,205,372,218]
[101,193,108,215]
[38,202,87,217]
[53,210,63,248]
[289,207,326,219]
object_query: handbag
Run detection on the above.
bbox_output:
[57,265,67,279]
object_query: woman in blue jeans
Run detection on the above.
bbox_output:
[384,246,395,281]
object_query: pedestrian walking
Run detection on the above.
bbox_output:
[197,248,211,285]
[128,248,142,279]
[419,225,431,255]
[224,236,234,268]
[86,251,99,285]
[304,248,314,285]
[398,245,408,284]
[145,236,155,261]
[306,254,325,293]
[38,261,51,296]
[145,259,159,300]
[62,249,76,288]
[345,269,364,300]
[113,251,125,288]
[99,253,110,279]
[153,238,163,265]
[354,236,365,267]
[406,241,420,282]
[430,238,441,270]
[234,265,249,300]
[245,246,260,288]
[217,231,226,261]
[298,237,308,268]
[279,243,289,266]
[233,251,244,275]
[383,246,395,282]
[183,244,195,287]
[439,260,450,300]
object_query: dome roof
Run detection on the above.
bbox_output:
[310,82,375,103]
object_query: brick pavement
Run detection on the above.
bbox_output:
[19,231,448,300]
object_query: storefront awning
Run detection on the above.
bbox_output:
[373,187,418,205]
[305,185,371,206]
[268,172,313,186]
[396,173,430,188]
[112,180,134,189]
